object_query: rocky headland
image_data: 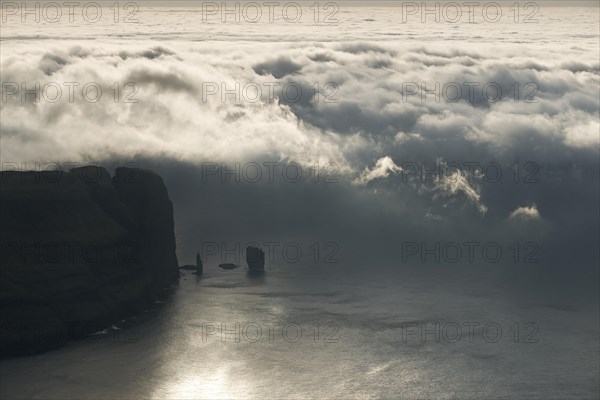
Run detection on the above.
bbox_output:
[0,166,179,357]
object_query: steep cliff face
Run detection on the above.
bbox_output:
[0,167,179,357]
[112,168,180,291]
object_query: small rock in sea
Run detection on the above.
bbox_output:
[219,263,241,270]
[196,252,203,274]
[246,246,265,270]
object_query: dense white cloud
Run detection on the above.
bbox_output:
[564,120,600,149]
[354,156,402,185]
[0,5,598,222]
[509,205,542,221]
[430,169,488,215]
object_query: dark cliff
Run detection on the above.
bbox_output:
[0,167,179,357]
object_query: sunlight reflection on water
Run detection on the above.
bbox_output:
[0,265,598,399]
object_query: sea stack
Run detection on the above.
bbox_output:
[246,246,265,270]
[196,252,203,274]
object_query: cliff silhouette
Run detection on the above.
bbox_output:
[0,166,179,357]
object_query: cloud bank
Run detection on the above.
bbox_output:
[1,6,598,267]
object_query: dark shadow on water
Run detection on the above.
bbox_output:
[246,270,266,284]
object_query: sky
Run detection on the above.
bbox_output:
[0,3,598,268]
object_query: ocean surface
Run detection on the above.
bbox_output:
[1,264,598,399]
